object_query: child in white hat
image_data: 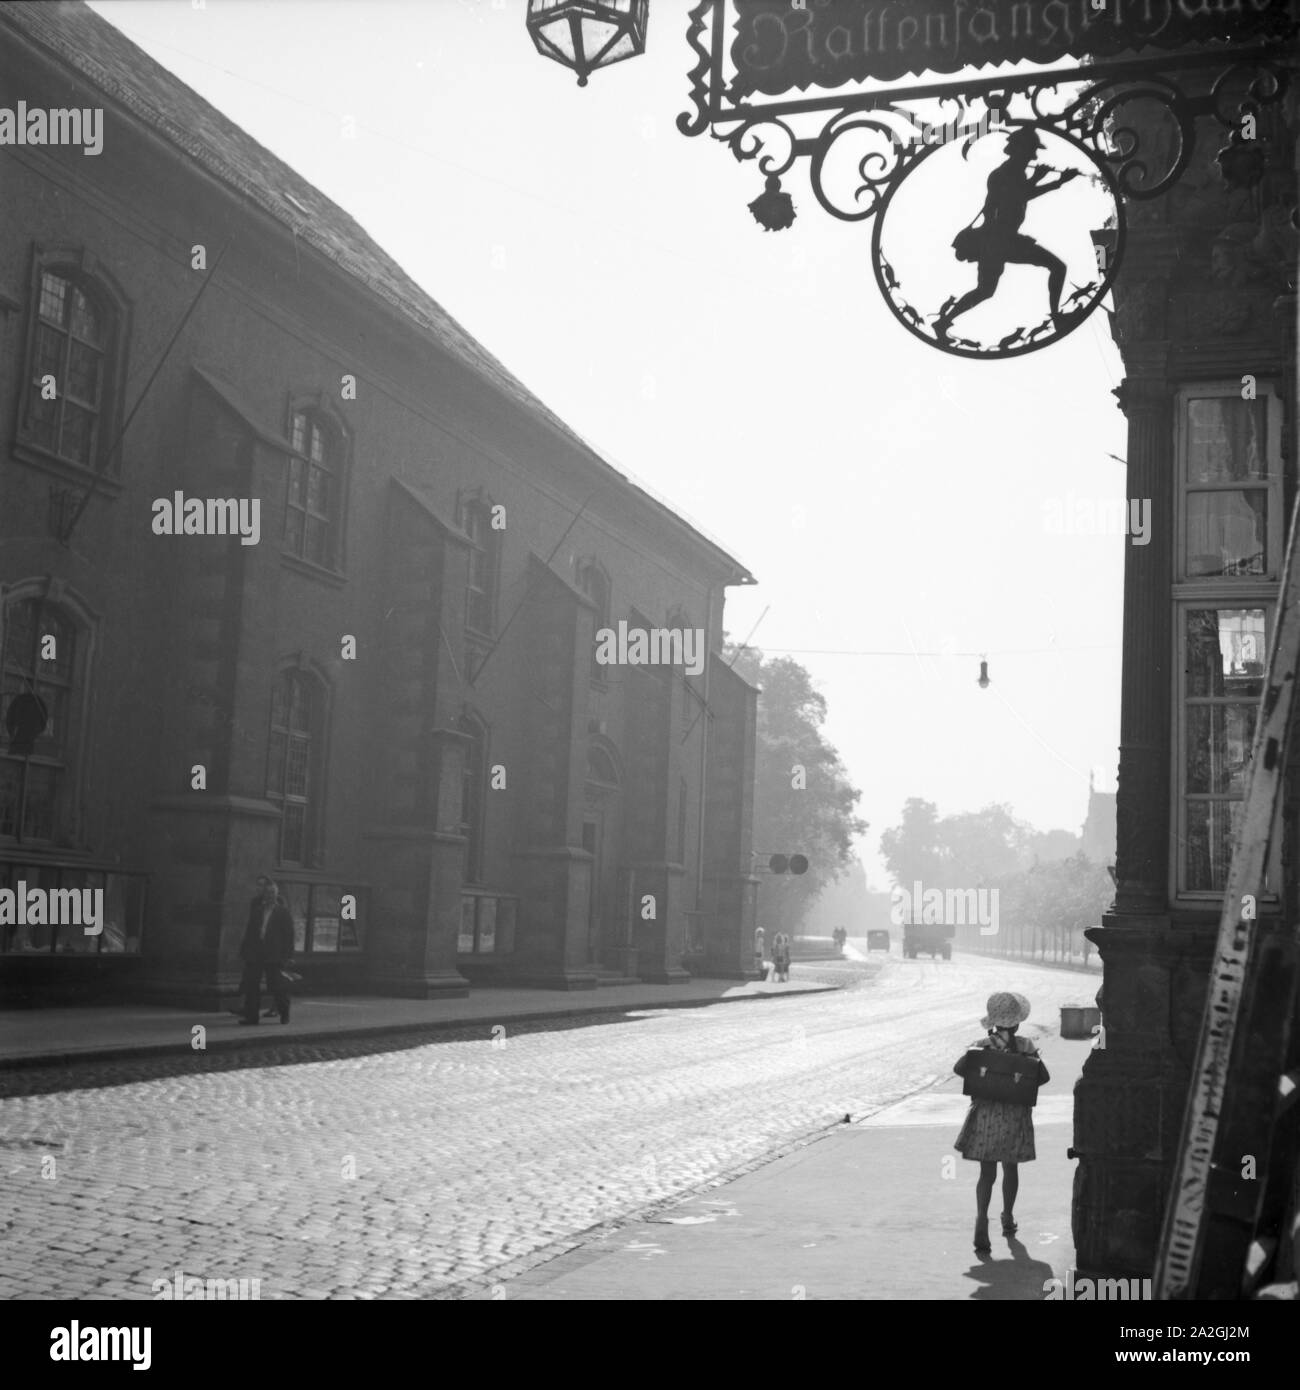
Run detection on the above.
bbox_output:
[953,991,1049,1254]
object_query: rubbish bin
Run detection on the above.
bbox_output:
[1060,1004,1102,1039]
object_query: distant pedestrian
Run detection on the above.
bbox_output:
[952,991,1049,1253]
[754,925,766,979]
[773,932,791,983]
[237,875,295,1025]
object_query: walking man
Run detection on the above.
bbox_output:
[237,875,295,1024]
[934,127,1080,343]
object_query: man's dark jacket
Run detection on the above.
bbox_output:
[239,896,295,965]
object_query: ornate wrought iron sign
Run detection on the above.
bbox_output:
[679,0,1297,358]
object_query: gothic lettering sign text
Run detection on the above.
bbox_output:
[729,0,1296,95]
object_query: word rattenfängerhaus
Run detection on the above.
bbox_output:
[594,622,705,677]
[0,881,103,935]
[0,102,103,155]
[152,493,261,545]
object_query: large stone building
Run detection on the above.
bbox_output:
[0,2,760,1007]
[1074,48,1300,1281]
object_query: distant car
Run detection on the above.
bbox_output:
[867,929,891,953]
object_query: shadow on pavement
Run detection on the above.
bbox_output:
[964,1237,1056,1300]
[0,1008,655,1099]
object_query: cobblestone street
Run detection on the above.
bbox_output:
[1,953,1097,1299]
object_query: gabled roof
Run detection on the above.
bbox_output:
[1,1,754,584]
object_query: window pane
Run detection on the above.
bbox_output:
[34,322,62,379]
[478,896,496,953]
[1186,491,1267,577]
[100,874,128,953]
[282,880,309,954]
[37,616,74,679]
[338,896,362,952]
[1185,609,1267,698]
[1,869,53,952]
[311,885,342,954]
[288,458,306,507]
[267,730,286,794]
[66,339,102,406]
[3,601,36,668]
[38,273,68,325]
[289,679,312,733]
[458,895,476,953]
[56,870,102,955]
[291,412,306,454]
[284,509,305,554]
[270,676,287,729]
[69,287,103,345]
[1186,705,1256,795]
[1186,800,1240,892]
[1187,398,1268,483]
[307,465,329,516]
[285,738,309,797]
[0,760,20,837]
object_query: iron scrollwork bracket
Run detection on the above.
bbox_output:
[678,0,1295,357]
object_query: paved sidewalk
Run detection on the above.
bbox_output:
[494,1025,1093,1300]
[0,974,839,1068]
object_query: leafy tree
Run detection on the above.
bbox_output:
[725,644,868,934]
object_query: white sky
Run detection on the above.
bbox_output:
[89,0,1128,885]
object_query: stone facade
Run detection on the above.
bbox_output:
[0,4,759,1007]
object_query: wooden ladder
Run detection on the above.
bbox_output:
[1154,492,1300,1300]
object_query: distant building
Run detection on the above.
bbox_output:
[0,2,760,1005]
[1079,777,1116,867]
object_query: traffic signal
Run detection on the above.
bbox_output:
[769,853,809,875]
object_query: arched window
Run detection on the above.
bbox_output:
[23,267,118,471]
[461,495,501,636]
[266,667,326,866]
[0,595,85,843]
[460,713,488,884]
[578,560,611,682]
[286,407,345,568]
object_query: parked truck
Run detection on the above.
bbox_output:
[903,921,955,960]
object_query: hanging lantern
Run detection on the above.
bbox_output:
[526,0,648,87]
[977,659,990,689]
[748,174,796,231]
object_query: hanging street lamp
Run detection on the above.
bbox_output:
[526,0,648,88]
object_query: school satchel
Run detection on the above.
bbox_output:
[958,1047,1048,1107]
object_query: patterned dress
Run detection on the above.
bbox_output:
[954,1032,1041,1164]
